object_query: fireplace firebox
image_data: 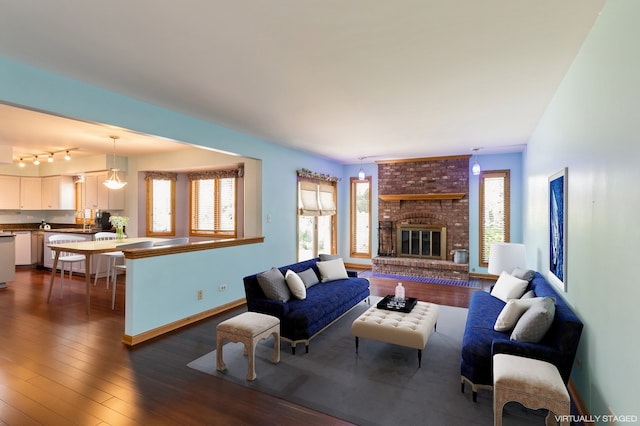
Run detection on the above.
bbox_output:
[396,224,446,260]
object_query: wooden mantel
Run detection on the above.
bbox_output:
[379,193,465,202]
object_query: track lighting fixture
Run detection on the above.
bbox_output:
[14,148,78,166]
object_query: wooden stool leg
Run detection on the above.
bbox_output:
[246,339,256,381]
[271,330,280,364]
[216,334,226,372]
[545,410,570,426]
[493,388,505,426]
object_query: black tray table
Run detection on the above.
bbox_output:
[376,295,418,313]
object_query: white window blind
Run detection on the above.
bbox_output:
[480,170,510,265]
[319,184,336,216]
[298,181,336,216]
[299,181,321,216]
[191,177,236,236]
[150,179,173,234]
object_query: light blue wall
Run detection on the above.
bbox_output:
[468,152,524,274]
[524,1,640,422]
[1,57,343,330]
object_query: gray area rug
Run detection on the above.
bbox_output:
[188,300,546,425]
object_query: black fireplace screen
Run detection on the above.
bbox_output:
[397,225,446,260]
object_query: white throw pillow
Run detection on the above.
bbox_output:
[285,270,306,300]
[491,271,529,303]
[494,297,544,332]
[317,258,348,282]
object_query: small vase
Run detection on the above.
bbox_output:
[116,226,125,241]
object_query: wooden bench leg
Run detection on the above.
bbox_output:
[216,334,227,372]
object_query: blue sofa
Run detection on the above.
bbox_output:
[243,258,370,354]
[460,272,583,401]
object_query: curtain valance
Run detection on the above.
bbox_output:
[186,166,244,181]
[296,168,340,183]
[144,171,178,181]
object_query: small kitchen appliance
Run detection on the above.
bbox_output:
[95,211,112,230]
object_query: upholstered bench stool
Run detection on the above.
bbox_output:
[493,354,570,426]
[216,312,280,381]
[351,301,439,367]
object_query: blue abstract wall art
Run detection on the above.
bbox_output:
[549,168,567,291]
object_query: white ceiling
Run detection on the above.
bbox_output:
[0,0,605,164]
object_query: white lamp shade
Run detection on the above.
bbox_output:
[488,242,526,275]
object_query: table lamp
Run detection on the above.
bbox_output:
[488,243,527,275]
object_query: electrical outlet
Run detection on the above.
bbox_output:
[219,284,227,292]
[197,289,203,300]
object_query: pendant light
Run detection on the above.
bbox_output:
[357,156,366,180]
[471,148,481,176]
[103,135,127,190]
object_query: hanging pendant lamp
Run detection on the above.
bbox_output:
[471,148,481,176]
[357,156,366,180]
[103,136,127,190]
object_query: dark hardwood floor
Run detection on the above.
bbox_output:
[0,267,492,425]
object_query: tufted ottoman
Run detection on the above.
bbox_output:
[493,354,570,426]
[351,301,439,367]
[216,312,280,381]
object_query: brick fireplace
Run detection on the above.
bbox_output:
[373,155,470,281]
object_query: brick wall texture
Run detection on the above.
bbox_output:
[375,156,469,279]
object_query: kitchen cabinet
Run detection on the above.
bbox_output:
[41,176,75,210]
[84,172,125,211]
[13,231,31,265]
[20,177,42,210]
[0,234,15,287]
[0,176,20,209]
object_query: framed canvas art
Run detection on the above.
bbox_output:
[549,168,567,291]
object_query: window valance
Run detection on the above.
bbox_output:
[186,166,244,181]
[296,168,340,183]
[144,171,178,181]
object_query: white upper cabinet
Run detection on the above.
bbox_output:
[84,172,125,211]
[107,171,126,210]
[0,176,20,209]
[20,177,42,210]
[84,174,100,209]
[41,175,75,210]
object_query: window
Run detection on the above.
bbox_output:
[350,177,371,258]
[190,176,236,237]
[146,175,176,236]
[479,170,510,266]
[296,175,337,261]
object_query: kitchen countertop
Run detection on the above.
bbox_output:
[44,228,104,234]
[0,224,105,234]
